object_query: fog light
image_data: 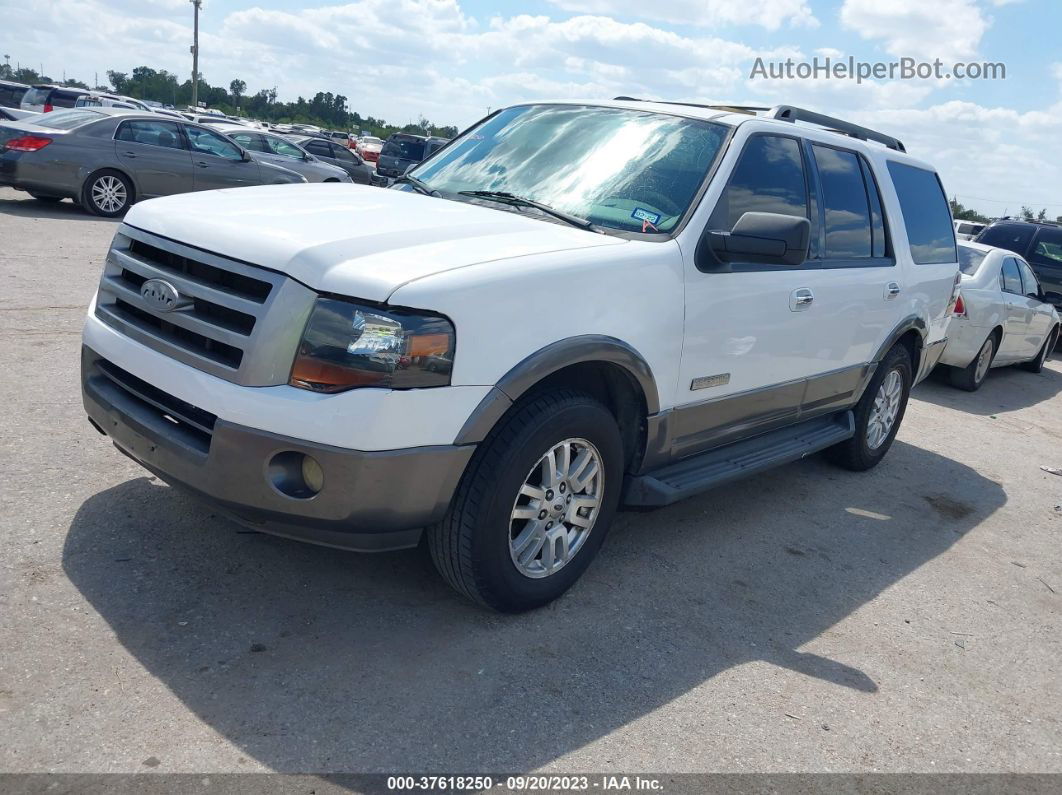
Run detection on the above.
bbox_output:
[301,455,324,494]
[267,451,323,499]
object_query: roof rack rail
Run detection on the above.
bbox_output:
[613,97,769,115]
[768,105,905,152]
[611,97,906,151]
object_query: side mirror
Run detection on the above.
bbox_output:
[240,149,252,162]
[698,212,811,271]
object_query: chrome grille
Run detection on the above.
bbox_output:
[95,225,317,385]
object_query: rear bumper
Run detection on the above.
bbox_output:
[81,347,474,551]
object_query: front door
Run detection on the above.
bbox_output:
[677,133,899,457]
[184,125,261,191]
[114,119,193,198]
[997,256,1031,361]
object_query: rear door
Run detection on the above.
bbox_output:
[327,143,369,182]
[997,256,1030,361]
[1028,225,1062,303]
[114,119,194,198]
[184,125,261,190]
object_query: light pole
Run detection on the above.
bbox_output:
[190,0,202,109]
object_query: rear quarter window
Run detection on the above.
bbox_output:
[886,161,956,264]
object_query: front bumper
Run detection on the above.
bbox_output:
[81,347,474,551]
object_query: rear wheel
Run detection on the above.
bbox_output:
[427,389,624,612]
[28,192,62,203]
[1021,326,1058,373]
[81,170,133,217]
[826,344,912,471]
[949,333,996,391]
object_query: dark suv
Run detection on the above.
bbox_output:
[371,133,447,186]
[0,80,30,110]
[20,84,90,113]
[975,219,1062,305]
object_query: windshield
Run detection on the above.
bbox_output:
[383,138,426,160]
[957,245,988,275]
[411,104,729,234]
[31,109,105,130]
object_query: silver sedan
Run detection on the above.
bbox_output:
[210,125,352,183]
[0,108,307,217]
[937,241,1060,390]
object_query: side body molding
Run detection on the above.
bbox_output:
[454,335,661,445]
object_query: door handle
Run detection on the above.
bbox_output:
[196,161,209,168]
[123,151,137,158]
[885,282,902,299]
[790,287,814,311]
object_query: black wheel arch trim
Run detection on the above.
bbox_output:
[454,335,660,445]
[872,315,927,363]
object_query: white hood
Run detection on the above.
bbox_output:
[123,183,625,303]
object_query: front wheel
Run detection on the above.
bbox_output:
[1021,326,1058,373]
[826,344,912,471]
[427,389,624,612]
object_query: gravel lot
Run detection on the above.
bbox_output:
[1,185,1060,775]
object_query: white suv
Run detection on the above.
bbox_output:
[81,100,959,611]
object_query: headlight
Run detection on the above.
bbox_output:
[289,298,455,392]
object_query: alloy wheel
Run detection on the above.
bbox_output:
[866,368,903,450]
[91,176,127,214]
[509,437,603,579]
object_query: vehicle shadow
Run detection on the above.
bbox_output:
[916,356,1062,416]
[0,194,116,222]
[63,440,1003,773]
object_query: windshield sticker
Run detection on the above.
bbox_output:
[631,207,661,225]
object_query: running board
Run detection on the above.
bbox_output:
[624,411,855,507]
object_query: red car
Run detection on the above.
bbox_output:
[356,135,383,163]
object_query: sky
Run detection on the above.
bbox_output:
[2,0,1061,219]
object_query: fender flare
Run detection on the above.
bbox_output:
[454,335,660,445]
[872,314,927,363]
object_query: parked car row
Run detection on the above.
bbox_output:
[0,108,322,216]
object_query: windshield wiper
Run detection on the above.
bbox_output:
[458,190,603,233]
[394,173,437,196]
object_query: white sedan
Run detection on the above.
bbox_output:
[938,242,1059,390]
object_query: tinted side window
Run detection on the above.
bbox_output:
[709,135,807,231]
[116,120,184,150]
[860,159,887,257]
[1001,257,1023,294]
[977,224,1035,256]
[0,84,28,107]
[1017,260,1041,297]
[886,161,956,264]
[186,126,243,160]
[811,145,872,259]
[1029,227,1062,270]
[266,136,303,158]
[331,145,357,163]
[304,139,332,156]
[229,132,268,153]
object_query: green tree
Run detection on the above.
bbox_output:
[229,78,246,107]
[949,198,989,224]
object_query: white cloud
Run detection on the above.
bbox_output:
[545,0,818,30]
[839,0,989,60]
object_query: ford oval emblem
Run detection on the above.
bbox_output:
[140,279,182,312]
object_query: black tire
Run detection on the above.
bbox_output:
[948,332,997,391]
[427,389,624,612]
[826,344,912,472]
[1021,326,1058,373]
[80,169,133,217]
[28,192,62,203]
